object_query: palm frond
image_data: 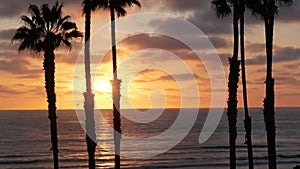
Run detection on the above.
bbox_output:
[277,0,293,6]
[28,4,44,26]
[56,15,71,31]
[62,22,77,31]
[12,1,82,54]
[62,39,72,48]
[65,30,84,39]
[20,16,35,28]
[211,0,232,18]
[94,0,109,10]
[116,6,127,17]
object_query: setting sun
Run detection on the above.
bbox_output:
[95,81,112,93]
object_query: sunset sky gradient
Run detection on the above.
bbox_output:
[0,0,299,110]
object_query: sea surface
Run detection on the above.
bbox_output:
[0,108,299,169]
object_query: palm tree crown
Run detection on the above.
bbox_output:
[211,0,232,18]
[247,0,293,19]
[12,2,82,53]
[93,0,141,16]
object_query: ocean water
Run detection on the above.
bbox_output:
[0,108,299,169]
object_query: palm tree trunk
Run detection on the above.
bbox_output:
[43,48,59,169]
[240,2,254,169]
[264,0,276,168]
[227,1,240,169]
[110,5,122,169]
[84,1,97,168]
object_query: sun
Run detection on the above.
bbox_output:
[94,81,112,93]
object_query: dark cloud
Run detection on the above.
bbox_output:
[123,33,187,50]
[0,83,45,99]
[209,37,232,49]
[161,0,205,12]
[276,76,300,86]
[121,33,231,55]
[246,43,266,53]
[246,55,265,65]
[277,1,300,23]
[274,47,300,62]
[0,84,26,95]
[284,63,299,69]
[0,58,42,78]
[188,9,232,35]
[137,69,161,76]
[159,0,300,37]
[158,73,200,82]
[159,0,232,35]
[1,41,16,53]
[0,0,80,18]
[247,47,300,65]
[0,29,15,40]
[218,53,231,66]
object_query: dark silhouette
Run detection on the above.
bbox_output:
[240,1,254,168]
[212,0,240,168]
[248,0,293,168]
[12,2,82,169]
[82,0,97,168]
[262,1,292,169]
[92,0,140,168]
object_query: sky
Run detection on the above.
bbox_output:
[0,0,299,110]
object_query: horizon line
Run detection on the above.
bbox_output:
[1,106,300,111]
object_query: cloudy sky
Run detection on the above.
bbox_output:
[0,0,299,110]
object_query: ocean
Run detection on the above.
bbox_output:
[0,108,299,168]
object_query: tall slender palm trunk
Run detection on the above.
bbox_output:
[44,47,59,169]
[240,2,254,168]
[227,1,240,169]
[84,1,97,168]
[263,0,276,168]
[110,5,122,169]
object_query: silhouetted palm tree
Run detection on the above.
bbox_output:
[12,2,82,169]
[212,0,240,168]
[92,0,140,168]
[248,0,292,168]
[240,1,254,168]
[82,0,97,168]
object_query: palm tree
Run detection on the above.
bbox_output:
[92,0,140,168]
[247,0,292,168]
[262,1,292,168]
[82,0,97,168]
[212,0,240,168]
[240,0,254,168]
[12,2,82,169]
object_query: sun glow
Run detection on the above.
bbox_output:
[95,81,112,93]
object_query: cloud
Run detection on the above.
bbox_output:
[0,29,15,40]
[246,43,266,53]
[159,0,300,37]
[159,0,232,35]
[209,37,232,49]
[122,33,187,50]
[247,46,300,65]
[0,84,26,95]
[120,33,231,59]
[0,58,42,78]
[276,76,300,86]
[160,0,205,12]
[277,1,300,23]
[274,47,300,62]
[158,73,200,82]
[0,0,81,18]
[284,63,299,69]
